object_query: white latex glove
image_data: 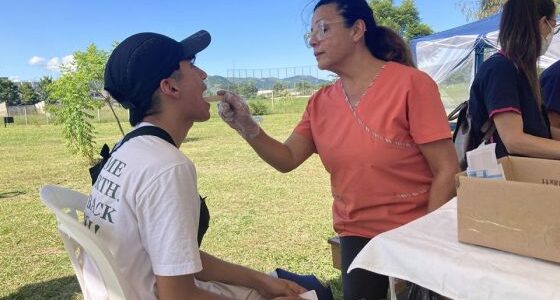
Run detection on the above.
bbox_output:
[217,91,260,139]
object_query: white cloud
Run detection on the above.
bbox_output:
[46,55,75,72]
[62,55,74,65]
[9,76,21,82]
[28,56,46,66]
[46,57,61,71]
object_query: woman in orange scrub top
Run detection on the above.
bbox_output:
[218,0,459,298]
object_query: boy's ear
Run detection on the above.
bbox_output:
[159,78,179,97]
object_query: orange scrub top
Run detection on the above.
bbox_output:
[294,62,451,238]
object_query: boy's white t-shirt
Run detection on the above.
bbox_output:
[83,123,202,300]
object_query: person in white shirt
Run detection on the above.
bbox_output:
[84,30,305,300]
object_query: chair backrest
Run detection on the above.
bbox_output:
[40,184,131,300]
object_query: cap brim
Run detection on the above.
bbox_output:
[181,30,211,58]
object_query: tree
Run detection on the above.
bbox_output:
[0,78,21,106]
[19,82,39,105]
[459,0,560,20]
[273,82,286,93]
[295,81,314,95]
[272,81,288,97]
[48,44,108,163]
[37,76,54,104]
[458,0,505,20]
[237,81,258,98]
[369,0,433,40]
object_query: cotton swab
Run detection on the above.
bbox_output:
[203,95,225,102]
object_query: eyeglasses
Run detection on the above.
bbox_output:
[547,19,560,35]
[553,23,560,35]
[186,55,196,65]
[304,19,346,47]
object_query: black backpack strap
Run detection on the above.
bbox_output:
[448,101,467,121]
[480,119,496,144]
[451,100,497,171]
[112,126,175,154]
[90,126,175,185]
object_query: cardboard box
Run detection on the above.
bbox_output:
[456,156,560,263]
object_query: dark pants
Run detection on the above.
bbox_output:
[340,236,389,300]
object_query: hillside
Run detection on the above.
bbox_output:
[205,75,331,93]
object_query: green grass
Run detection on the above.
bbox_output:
[0,97,342,299]
[6,96,309,126]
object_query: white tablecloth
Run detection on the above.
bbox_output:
[348,198,560,300]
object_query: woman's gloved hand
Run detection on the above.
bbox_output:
[217,90,260,139]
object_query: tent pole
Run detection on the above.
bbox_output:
[474,43,485,74]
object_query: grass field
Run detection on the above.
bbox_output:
[5,96,312,126]
[0,97,343,299]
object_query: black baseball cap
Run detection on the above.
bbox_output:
[104,30,211,125]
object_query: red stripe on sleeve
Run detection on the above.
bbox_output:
[489,107,521,118]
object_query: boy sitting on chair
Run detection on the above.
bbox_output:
[83,30,305,300]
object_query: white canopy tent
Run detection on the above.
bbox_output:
[410,13,560,109]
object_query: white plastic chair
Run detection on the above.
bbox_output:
[40,184,131,300]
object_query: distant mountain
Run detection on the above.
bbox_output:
[205,75,331,93]
[283,75,332,87]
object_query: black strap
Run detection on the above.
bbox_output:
[480,119,496,144]
[112,126,175,154]
[447,101,466,121]
[90,126,175,185]
[449,100,495,142]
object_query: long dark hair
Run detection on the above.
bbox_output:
[499,0,556,107]
[313,0,414,67]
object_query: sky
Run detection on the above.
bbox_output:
[0,0,469,82]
